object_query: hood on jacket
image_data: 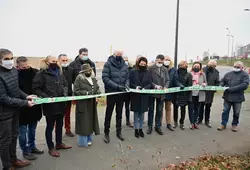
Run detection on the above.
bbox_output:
[39,59,62,73]
[107,55,125,68]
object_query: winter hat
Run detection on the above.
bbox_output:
[80,64,92,73]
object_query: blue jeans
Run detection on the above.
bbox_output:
[134,112,144,129]
[221,100,242,126]
[188,96,201,124]
[148,97,164,128]
[19,122,38,154]
[78,135,92,147]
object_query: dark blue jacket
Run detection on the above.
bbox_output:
[220,70,249,102]
[102,55,129,93]
[165,67,183,101]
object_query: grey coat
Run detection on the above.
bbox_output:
[191,72,207,102]
[74,74,101,136]
[220,71,249,103]
[203,67,220,104]
[149,64,170,99]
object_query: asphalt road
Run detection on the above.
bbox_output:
[6,93,250,170]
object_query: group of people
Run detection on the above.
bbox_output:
[0,48,249,170]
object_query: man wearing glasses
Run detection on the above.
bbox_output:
[58,54,75,137]
[218,61,249,132]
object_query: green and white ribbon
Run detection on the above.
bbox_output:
[33,86,228,105]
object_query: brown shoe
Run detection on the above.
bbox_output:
[56,143,72,150]
[12,159,30,168]
[217,125,226,131]
[232,126,238,132]
[49,148,60,157]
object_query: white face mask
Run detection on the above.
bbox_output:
[125,61,129,66]
[164,60,171,66]
[61,63,69,68]
[156,63,163,68]
[1,60,14,70]
[233,67,241,72]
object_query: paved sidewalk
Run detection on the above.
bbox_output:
[2,93,250,170]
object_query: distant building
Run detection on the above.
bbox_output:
[237,43,250,58]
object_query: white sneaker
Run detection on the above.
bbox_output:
[88,142,92,146]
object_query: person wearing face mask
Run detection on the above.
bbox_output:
[129,57,152,138]
[198,60,219,128]
[122,56,133,128]
[147,54,170,135]
[218,61,249,132]
[73,64,101,147]
[163,56,184,131]
[188,61,207,130]
[32,55,72,158]
[69,48,96,82]
[102,50,129,143]
[58,54,75,137]
[0,49,36,170]
[16,56,44,161]
[174,61,192,130]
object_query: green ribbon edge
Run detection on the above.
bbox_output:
[33,86,228,105]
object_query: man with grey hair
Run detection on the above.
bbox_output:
[58,54,75,137]
[218,61,249,132]
[198,60,219,128]
[102,50,129,143]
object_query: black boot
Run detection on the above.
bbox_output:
[135,129,139,138]
[116,132,125,141]
[155,127,164,135]
[103,134,110,143]
[147,127,152,134]
[139,129,144,138]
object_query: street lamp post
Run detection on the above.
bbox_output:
[226,28,230,64]
[174,0,180,68]
[244,8,250,11]
[227,34,234,64]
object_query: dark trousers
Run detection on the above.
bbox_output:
[173,105,186,124]
[124,94,130,123]
[198,102,212,123]
[45,114,64,150]
[148,97,164,128]
[104,94,125,134]
[19,122,38,154]
[0,119,12,169]
[188,96,201,124]
[221,100,242,126]
[0,113,19,169]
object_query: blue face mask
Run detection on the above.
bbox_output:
[81,56,88,61]
[125,61,129,65]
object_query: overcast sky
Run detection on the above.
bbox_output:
[0,0,250,62]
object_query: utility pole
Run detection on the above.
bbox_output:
[226,28,230,64]
[174,0,180,68]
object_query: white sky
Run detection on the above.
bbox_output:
[0,0,250,62]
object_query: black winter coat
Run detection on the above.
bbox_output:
[102,56,129,93]
[220,71,249,102]
[62,66,74,96]
[32,67,68,116]
[18,68,42,125]
[69,57,96,82]
[130,69,152,112]
[175,69,192,107]
[203,67,220,104]
[0,66,28,122]
[165,67,184,101]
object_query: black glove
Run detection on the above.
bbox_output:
[118,85,127,92]
[180,86,185,90]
